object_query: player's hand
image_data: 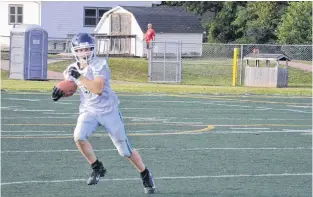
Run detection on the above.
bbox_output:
[51,86,64,101]
[68,66,81,79]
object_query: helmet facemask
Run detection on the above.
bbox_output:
[71,45,95,66]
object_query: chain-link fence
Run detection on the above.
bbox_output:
[181,43,242,86]
[149,41,181,83]
[150,42,312,86]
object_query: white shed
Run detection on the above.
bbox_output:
[94,6,204,57]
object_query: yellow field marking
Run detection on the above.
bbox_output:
[0,125,214,139]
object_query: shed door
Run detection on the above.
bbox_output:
[28,30,45,79]
[110,14,131,55]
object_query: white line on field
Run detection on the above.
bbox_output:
[0,129,178,133]
[230,128,270,130]
[2,98,40,101]
[1,134,74,137]
[2,147,311,153]
[54,102,73,105]
[255,107,273,110]
[0,106,19,109]
[213,130,311,134]
[1,131,67,133]
[209,118,312,121]
[162,121,204,124]
[287,105,312,109]
[121,108,254,111]
[1,117,77,119]
[283,129,312,132]
[43,113,78,115]
[130,118,168,122]
[13,109,54,112]
[2,116,310,121]
[276,109,312,114]
[203,103,251,108]
[1,130,311,137]
[122,100,202,104]
[1,173,311,186]
[301,133,312,135]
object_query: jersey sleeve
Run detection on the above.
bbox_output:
[92,60,107,78]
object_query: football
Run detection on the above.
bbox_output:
[56,80,77,97]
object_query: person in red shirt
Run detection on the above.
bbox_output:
[143,23,155,59]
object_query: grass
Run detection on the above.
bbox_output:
[288,67,312,88]
[48,58,148,82]
[1,69,312,96]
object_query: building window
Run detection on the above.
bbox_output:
[9,5,23,24]
[84,7,110,27]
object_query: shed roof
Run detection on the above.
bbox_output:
[95,6,204,34]
[123,6,204,33]
[243,53,291,61]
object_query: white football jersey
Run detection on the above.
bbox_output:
[63,57,120,115]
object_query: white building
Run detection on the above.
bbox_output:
[0,1,160,49]
[95,6,204,57]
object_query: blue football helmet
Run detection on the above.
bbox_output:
[71,33,96,64]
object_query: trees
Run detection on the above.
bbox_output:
[206,2,241,43]
[160,1,312,44]
[232,2,288,44]
[276,1,312,44]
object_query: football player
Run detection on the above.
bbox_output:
[51,33,155,194]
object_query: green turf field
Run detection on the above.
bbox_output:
[1,91,312,197]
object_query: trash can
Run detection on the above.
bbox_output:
[9,24,48,80]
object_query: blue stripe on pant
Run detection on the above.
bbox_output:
[118,110,133,155]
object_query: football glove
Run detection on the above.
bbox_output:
[51,86,64,101]
[68,66,81,79]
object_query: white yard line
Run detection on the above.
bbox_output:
[213,130,311,134]
[2,147,311,153]
[2,98,40,101]
[229,128,270,130]
[1,131,67,133]
[1,173,311,186]
[13,109,54,112]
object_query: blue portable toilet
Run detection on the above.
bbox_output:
[9,24,48,80]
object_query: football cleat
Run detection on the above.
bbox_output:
[141,169,156,194]
[87,162,106,185]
